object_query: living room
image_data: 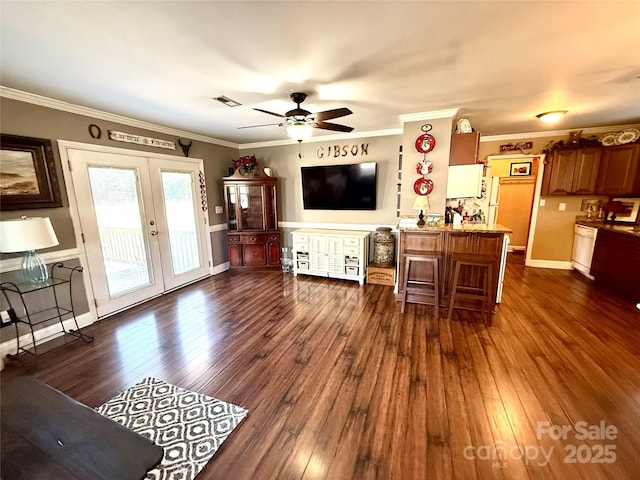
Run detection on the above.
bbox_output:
[1,2,640,479]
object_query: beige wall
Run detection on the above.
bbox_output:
[247,134,401,227]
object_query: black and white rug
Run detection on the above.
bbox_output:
[96,377,248,480]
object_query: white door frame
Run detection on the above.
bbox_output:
[58,140,213,319]
[486,153,546,266]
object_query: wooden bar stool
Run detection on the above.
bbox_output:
[400,250,442,317]
[447,254,495,325]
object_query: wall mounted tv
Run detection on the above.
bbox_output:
[301,162,377,210]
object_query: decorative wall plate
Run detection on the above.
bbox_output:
[415,159,433,175]
[415,133,436,153]
[615,129,640,145]
[413,178,434,195]
[599,133,617,146]
[457,118,472,133]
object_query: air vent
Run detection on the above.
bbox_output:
[212,95,241,107]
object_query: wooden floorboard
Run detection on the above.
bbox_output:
[2,253,640,479]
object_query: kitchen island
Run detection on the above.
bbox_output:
[398,224,512,314]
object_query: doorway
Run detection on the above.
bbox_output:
[60,142,211,318]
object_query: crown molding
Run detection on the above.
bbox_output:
[399,109,459,124]
[480,123,640,142]
[0,86,239,149]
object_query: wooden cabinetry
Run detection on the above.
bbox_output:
[223,171,280,268]
[591,229,640,300]
[398,229,507,305]
[449,132,480,165]
[291,229,370,285]
[595,144,640,196]
[542,148,601,195]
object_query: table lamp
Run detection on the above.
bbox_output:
[412,196,430,227]
[0,216,59,284]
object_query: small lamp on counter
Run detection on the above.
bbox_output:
[0,216,59,284]
[412,195,430,227]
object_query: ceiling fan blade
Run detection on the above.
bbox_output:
[238,122,282,129]
[253,108,285,118]
[313,107,353,122]
[314,121,354,133]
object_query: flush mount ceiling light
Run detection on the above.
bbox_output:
[536,110,568,123]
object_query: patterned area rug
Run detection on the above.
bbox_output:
[96,377,248,480]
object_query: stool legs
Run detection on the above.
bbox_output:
[401,255,440,317]
[447,258,494,325]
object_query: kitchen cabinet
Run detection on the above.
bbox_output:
[291,229,370,285]
[542,148,601,195]
[449,132,480,165]
[590,228,640,301]
[223,171,280,268]
[595,144,640,196]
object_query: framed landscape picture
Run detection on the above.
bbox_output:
[0,134,62,210]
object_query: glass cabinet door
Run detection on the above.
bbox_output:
[226,185,238,231]
[265,184,277,230]
[239,185,265,230]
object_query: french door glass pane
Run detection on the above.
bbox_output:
[161,171,200,275]
[88,167,151,296]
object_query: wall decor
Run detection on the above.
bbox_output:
[88,124,102,139]
[316,143,369,159]
[0,134,62,210]
[607,198,640,223]
[108,131,176,150]
[178,139,193,157]
[414,132,436,154]
[509,161,532,176]
[500,141,533,152]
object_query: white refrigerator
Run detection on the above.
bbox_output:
[485,176,501,225]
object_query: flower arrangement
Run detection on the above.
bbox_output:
[233,155,259,172]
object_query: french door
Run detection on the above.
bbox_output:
[66,148,210,317]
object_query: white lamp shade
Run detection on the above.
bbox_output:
[412,196,430,211]
[286,122,313,141]
[0,217,59,253]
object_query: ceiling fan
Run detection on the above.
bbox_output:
[240,92,354,141]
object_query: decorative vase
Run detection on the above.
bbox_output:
[373,227,395,267]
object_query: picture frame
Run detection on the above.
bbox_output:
[0,134,62,210]
[608,198,640,223]
[509,161,532,176]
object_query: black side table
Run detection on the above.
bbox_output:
[0,262,93,366]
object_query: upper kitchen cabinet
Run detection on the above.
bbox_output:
[541,147,601,195]
[223,171,280,268]
[449,132,480,165]
[595,144,640,196]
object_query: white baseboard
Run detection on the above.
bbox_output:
[213,262,229,274]
[0,311,96,370]
[525,259,573,270]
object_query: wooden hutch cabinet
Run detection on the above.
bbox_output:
[223,170,280,268]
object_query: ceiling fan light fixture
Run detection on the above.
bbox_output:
[286,122,313,142]
[536,110,568,123]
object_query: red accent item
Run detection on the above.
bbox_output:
[415,160,433,175]
[413,178,434,195]
[415,133,436,153]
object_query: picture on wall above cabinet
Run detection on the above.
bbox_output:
[509,162,532,176]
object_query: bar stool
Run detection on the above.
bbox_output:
[400,250,442,316]
[447,254,495,325]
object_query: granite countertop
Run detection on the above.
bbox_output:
[575,219,640,238]
[399,223,512,234]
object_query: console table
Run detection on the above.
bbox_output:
[0,262,93,366]
[291,229,370,285]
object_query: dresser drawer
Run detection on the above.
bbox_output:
[293,234,309,243]
[240,234,267,244]
[344,246,360,255]
[344,237,360,247]
[227,235,240,244]
[268,234,280,242]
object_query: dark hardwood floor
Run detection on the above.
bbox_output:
[2,253,640,479]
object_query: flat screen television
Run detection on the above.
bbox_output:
[301,162,377,210]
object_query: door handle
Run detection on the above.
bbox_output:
[150,230,158,236]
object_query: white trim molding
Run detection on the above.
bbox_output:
[525,259,573,270]
[209,223,228,233]
[0,248,81,273]
[279,221,397,232]
[481,123,640,142]
[399,109,459,123]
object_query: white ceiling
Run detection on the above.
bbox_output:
[1,1,639,145]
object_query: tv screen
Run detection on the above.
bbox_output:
[301,162,377,210]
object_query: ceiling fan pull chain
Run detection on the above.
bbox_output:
[298,140,303,159]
